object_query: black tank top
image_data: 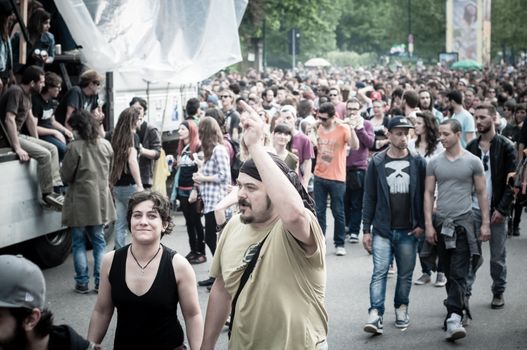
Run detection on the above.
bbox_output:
[109,244,184,349]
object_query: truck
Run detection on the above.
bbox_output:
[0,0,246,267]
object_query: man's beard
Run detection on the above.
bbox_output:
[239,196,272,224]
[478,124,492,134]
[0,321,27,350]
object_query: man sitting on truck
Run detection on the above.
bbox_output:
[54,69,102,130]
[31,72,73,161]
[0,65,63,210]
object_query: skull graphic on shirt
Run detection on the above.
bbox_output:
[386,160,410,194]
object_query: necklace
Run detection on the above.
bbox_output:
[130,245,161,274]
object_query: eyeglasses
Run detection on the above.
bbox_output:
[483,154,489,171]
[221,95,230,99]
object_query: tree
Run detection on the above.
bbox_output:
[239,0,343,68]
[491,0,527,60]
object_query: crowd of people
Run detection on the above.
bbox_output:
[0,2,526,347]
[2,58,527,348]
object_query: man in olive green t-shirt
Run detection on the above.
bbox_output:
[201,114,328,350]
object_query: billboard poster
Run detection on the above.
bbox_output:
[446,0,491,64]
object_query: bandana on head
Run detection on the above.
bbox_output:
[239,153,316,216]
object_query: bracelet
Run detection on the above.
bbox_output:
[216,222,227,232]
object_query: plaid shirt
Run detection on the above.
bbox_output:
[199,145,231,213]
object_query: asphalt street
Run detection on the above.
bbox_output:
[41,211,527,349]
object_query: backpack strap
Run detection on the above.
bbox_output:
[228,232,271,339]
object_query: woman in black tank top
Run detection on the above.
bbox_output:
[87,191,204,349]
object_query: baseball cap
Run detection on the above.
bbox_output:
[387,116,414,131]
[207,95,219,106]
[0,255,46,309]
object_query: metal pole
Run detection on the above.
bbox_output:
[292,28,296,71]
[408,0,411,35]
[263,19,267,70]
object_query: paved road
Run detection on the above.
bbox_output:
[41,212,527,349]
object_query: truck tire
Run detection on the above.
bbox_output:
[25,228,72,269]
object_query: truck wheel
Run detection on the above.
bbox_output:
[25,228,72,268]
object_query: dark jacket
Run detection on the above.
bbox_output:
[137,121,162,186]
[466,134,516,215]
[362,148,427,238]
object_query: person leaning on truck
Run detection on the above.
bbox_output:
[0,65,63,210]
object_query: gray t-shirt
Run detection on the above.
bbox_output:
[426,150,484,218]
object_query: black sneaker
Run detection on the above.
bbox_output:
[198,277,215,287]
[74,284,90,294]
[43,193,64,211]
[491,294,504,309]
[189,254,207,265]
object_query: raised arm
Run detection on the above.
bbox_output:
[243,115,316,253]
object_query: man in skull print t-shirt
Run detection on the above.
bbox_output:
[361,116,427,334]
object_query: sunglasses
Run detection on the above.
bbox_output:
[483,154,489,171]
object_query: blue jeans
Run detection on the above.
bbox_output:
[113,185,137,249]
[72,225,106,286]
[41,134,67,162]
[314,176,346,247]
[369,230,418,316]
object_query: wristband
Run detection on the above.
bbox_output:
[216,222,227,232]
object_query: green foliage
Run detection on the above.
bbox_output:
[326,51,378,67]
[336,0,445,61]
[238,0,527,68]
[491,0,527,58]
[239,0,342,68]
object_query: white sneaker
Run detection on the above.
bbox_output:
[435,272,447,287]
[445,313,466,341]
[364,309,383,335]
[335,246,347,256]
[395,304,410,328]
